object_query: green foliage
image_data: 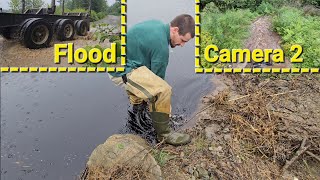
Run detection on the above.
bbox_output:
[9,0,21,13]
[93,23,118,43]
[109,35,120,43]
[107,1,121,15]
[200,9,257,68]
[202,2,220,13]
[256,1,277,15]
[152,150,175,167]
[65,0,108,13]
[273,6,320,67]
[9,0,44,13]
[200,0,320,11]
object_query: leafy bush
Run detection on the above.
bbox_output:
[90,11,99,22]
[200,9,257,68]
[93,23,118,43]
[109,35,120,43]
[273,6,320,67]
[256,1,277,15]
[202,9,256,49]
[201,2,220,13]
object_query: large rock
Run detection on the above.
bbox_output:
[87,134,162,179]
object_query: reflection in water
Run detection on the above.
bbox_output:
[1,0,213,179]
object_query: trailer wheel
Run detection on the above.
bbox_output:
[57,19,75,41]
[53,19,63,33]
[75,20,88,36]
[20,18,53,49]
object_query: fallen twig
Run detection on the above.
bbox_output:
[282,137,310,172]
[306,151,320,162]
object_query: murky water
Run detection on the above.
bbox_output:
[1,0,213,179]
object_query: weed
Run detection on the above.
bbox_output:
[152,149,175,167]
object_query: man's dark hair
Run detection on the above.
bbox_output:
[170,14,195,38]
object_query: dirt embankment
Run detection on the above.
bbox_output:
[0,15,120,67]
[160,74,320,180]
[244,16,291,68]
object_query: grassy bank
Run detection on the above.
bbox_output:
[200,1,320,68]
[272,6,320,68]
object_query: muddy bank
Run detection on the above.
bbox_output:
[0,16,120,67]
[157,74,320,180]
[78,74,320,179]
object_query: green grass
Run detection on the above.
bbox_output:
[272,6,320,68]
[152,150,176,167]
[200,8,257,68]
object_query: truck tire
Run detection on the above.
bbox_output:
[75,20,88,36]
[56,19,75,41]
[20,18,53,49]
[53,19,63,33]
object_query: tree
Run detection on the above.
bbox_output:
[9,0,21,13]
[25,0,45,9]
[9,0,44,13]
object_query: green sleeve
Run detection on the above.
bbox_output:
[150,49,168,79]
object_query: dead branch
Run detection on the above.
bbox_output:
[281,137,310,172]
[306,151,320,162]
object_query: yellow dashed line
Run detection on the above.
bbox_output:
[291,68,300,73]
[311,68,319,73]
[195,68,203,73]
[0,67,318,73]
[107,67,115,72]
[59,67,67,72]
[233,68,242,73]
[97,67,106,72]
[243,68,252,73]
[20,67,29,72]
[116,67,125,72]
[49,67,58,72]
[68,67,77,72]
[272,68,281,73]
[78,67,87,72]
[87,67,96,72]
[29,67,38,72]
[205,68,213,73]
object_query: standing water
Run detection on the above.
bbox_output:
[0,0,213,179]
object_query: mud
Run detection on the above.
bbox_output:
[160,74,320,180]
[0,16,120,67]
[244,16,291,68]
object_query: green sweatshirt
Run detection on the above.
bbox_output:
[109,20,170,79]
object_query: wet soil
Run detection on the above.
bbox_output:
[0,16,120,67]
[160,74,320,180]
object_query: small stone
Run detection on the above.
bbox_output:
[191,176,196,180]
[180,152,185,158]
[222,127,230,133]
[205,125,220,140]
[197,167,209,178]
[216,146,223,152]
[209,147,214,151]
[188,166,194,174]
[223,134,232,141]
[193,169,199,177]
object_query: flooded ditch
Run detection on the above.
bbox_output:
[0,0,214,179]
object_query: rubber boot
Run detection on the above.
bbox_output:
[150,112,191,146]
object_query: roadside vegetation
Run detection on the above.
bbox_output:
[200,0,320,68]
[8,0,120,22]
